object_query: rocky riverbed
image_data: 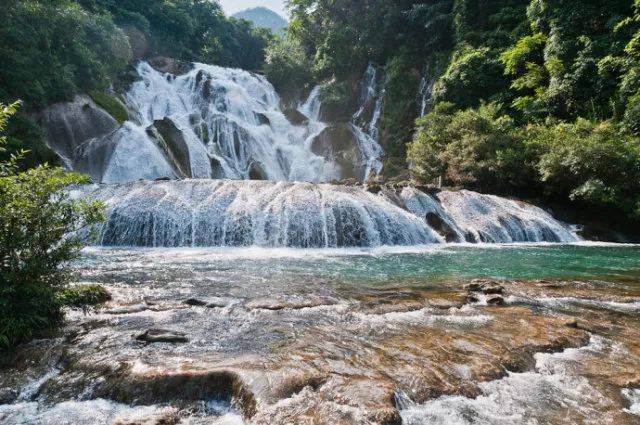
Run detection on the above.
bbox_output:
[1,246,639,424]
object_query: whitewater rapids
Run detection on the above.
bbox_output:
[73,180,579,248]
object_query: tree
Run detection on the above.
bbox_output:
[0,103,105,348]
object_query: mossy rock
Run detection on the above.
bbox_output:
[88,91,129,124]
[58,284,111,310]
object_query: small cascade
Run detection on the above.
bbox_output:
[74,180,580,248]
[349,64,385,180]
[418,74,435,117]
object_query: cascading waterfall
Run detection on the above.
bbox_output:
[97,62,347,183]
[349,63,385,180]
[58,60,583,249]
[73,180,580,248]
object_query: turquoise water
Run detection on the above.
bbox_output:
[80,243,640,288]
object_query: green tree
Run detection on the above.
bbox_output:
[0,103,105,348]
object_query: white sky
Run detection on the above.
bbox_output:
[217,0,287,18]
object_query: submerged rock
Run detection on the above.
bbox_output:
[136,329,188,344]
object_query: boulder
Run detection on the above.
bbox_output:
[148,56,193,76]
[283,107,309,126]
[151,117,193,178]
[38,95,119,167]
[136,328,189,344]
[311,124,366,180]
[184,298,208,307]
[426,212,460,242]
[486,295,506,306]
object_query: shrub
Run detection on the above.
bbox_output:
[408,103,534,194]
[0,103,105,348]
[58,284,111,311]
[528,119,640,218]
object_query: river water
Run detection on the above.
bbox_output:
[1,243,639,424]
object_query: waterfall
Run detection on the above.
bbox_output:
[89,62,348,184]
[418,74,435,117]
[74,180,580,248]
[349,64,385,180]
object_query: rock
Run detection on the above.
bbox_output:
[366,182,382,194]
[311,124,366,180]
[148,56,193,76]
[464,294,480,304]
[463,282,484,292]
[482,284,504,295]
[121,26,149,60]
[283,107,309,126]
[136,329,189,344]
[486,295,505,306]
[104,304,149,315]
[426,212,459,243]
[38,95,119,172]
[184,298,208,307]
[0,387,18,404]
[151,117,193,178]
[249,162,269,180]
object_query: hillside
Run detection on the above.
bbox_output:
[233,7,287,34]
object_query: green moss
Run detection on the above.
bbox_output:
[58,284,112,311]
[88,91,129,124]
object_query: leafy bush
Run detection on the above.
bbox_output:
[263,35,315,99]
[0,103,105,348]
[408,103,534,194]
[58,284,111,311]
[528,119,640,218]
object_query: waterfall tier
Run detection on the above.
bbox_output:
[74,180,580,248]
[44,62,389,184]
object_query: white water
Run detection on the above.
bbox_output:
[399,336,619,424]
[73,180,579,248]
[97,62,348,183]
[418,73,435,117]
[349,63,385,180]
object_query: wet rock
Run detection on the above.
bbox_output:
[463,282,484,292]
[150,117,193,178]
[148,57,193,76]
[104,304,149,315]
[426,212,459,243]
[38,94,119,173]
[311,124,366,180]
[283,107,309,126]
[183,298,208,307]
[0,387,18,404]
[486,295,505,306]
[96,370,256,418]
[136,329,188,344]
[482,284,504,295]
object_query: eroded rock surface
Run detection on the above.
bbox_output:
[1,250,639,424]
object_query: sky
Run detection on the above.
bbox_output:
[217,0,287,18]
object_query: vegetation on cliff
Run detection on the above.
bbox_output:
[273,0,640,228]
[0,103,105,348]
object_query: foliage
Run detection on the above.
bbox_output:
[410,103,640,220]
[58,284,111,311]
[264,35,315,98]
[529,119,640,217]
[0,104,105,348]
[0,0,131,109]
[89,91,129,124]
[408,103,535,194]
